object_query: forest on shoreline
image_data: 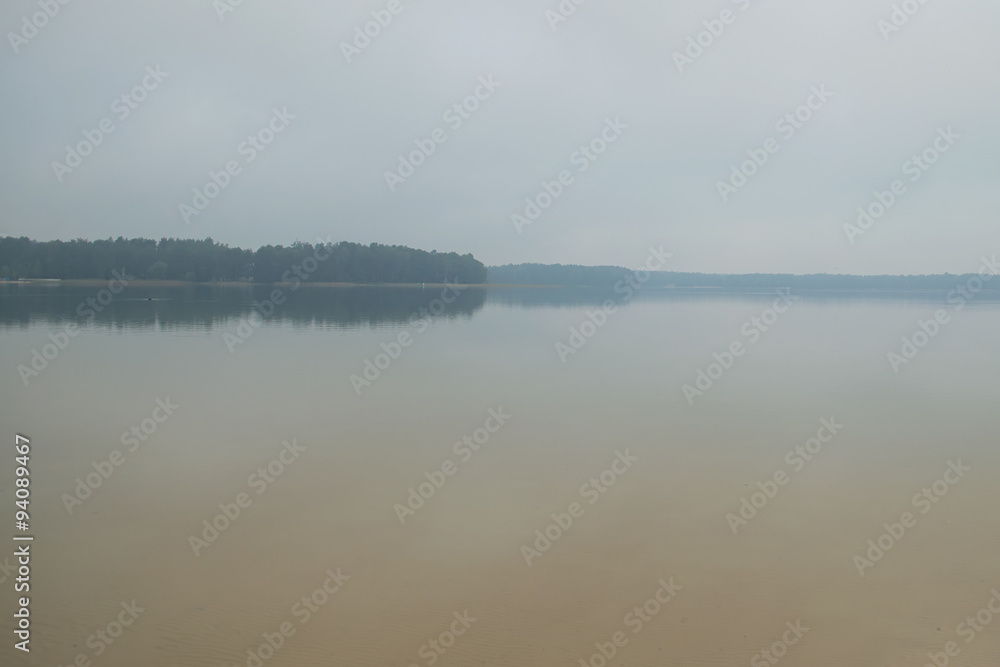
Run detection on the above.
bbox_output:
[488,262,1000,292]
[2,237,996,291]
[0,236,487,284]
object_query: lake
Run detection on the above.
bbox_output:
[2,282,999,666]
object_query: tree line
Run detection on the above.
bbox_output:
[0,237,487,284]
[488,263,1000,291]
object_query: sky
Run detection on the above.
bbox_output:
[1,0,998,274]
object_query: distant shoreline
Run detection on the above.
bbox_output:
[5,279,489,288]
[4,279,571,290]
[4,278,997,295]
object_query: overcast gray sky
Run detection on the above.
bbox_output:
[1,0,997,274]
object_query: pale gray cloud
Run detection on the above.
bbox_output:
[1,0,998,274]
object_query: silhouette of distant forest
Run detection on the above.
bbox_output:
[0,237,487,284]
[2,237,994,291]
[489,263,1000,291]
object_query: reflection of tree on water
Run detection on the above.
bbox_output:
[6,282,995,331]
[0,284,487,331]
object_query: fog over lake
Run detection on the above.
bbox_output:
[3,0,999,664]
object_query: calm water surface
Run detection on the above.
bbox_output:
[1,284,998,666]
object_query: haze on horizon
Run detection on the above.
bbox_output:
[1,0,997,275]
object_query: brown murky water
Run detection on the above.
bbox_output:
[2,286,999,666]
